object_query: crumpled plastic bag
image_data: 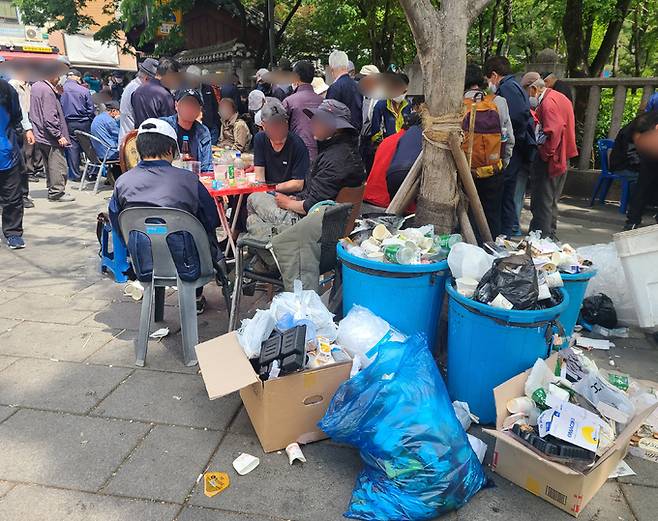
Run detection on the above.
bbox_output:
[236,309,276,359]
[318,335,487,521]
[270,280,337,340]
[474,253,539,310]
[448,243,494,281]
[581,293,618,328]
[336,305,405,368]
[578,243,638,326]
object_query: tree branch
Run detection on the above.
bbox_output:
[467,0,495,24]
[589,0,633,77]
[398,0,439,55]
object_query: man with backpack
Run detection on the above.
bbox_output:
[484,56,536,237]
[462,64,515,239]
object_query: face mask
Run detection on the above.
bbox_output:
[371,88,386,100]
[220,110,232,120]
[529,96,539,109]
[488,82,497,93]
[392,93,406,103]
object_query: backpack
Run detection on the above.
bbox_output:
[461,92,503,179]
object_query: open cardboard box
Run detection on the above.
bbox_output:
[196,332,351,453]
[485,354,658,517]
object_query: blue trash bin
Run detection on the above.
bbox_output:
[446,281,569,424]
[560,270,597,338]
[337,243,449,349]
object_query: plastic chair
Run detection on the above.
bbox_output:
[100,222,130,283]
[228,203,353,331]
[590,139,636,214]
[120,130,140,173]
[118,207,215,367]
[336,183,365,235]
[75,130,120,194]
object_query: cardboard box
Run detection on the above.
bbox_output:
[196,332,351,453]
[486,355,657,517]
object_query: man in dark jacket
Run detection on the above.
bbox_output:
[185,66,220,145]
[625,111,658,230]
[0,72,27,249]
[132,58,181,127]
[61,69,96,181]
[246,99,365,237]
[29,67,75,203]
[485,56,537,236]
[325,50,363,131]
[108,118,226,313]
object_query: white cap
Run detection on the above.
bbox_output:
[254,109,263,128]
[359,65,380,76]
[186,65,202,77]
[248,89,266,111]
[255,68,269,81]
[137,118,179,148]
[311,77,329,95]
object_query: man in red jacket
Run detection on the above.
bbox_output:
[526,76,577,239]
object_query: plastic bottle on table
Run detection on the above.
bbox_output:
[181,135,193,162]
[227,164,236,187]
[234,152,246,186]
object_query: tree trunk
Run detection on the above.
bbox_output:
[588,0,633,77]
[399,0,492,233]
[562,0,587,75]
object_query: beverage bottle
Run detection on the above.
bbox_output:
[181,135,193,162]
[383,244,418,264]
[227,164,236,187]
[437,233,462,249]
[234,152,246,186]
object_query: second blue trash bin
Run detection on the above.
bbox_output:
[445,281,569,424]
[337,243,450,349]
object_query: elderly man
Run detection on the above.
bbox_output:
[132,57,181,127]
[109,118,227,315]
[161,89,213,173]
[186,65,221,144]
[282,60,323,160]
[61,69,95,181]
[326,50,363,131]
[525,76,577,239]
[252,98,309,192]
[30,65,75,203]
[254,68,272,96]
[485,56,536,237]
[247,99,365,236]
[625,111,658,230]
[218,98,251,152]
[119,58,158,143]
[91,101,120,161]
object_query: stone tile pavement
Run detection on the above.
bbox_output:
[0,183,656,520]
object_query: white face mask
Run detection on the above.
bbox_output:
[529,96,539,109]
[392,93,406,103]
[488,82,497,93]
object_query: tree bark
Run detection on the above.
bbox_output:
[588,0,633,77]
[399,0,492,233]
[562,0,587,75]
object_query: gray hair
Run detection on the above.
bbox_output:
[328,50,349,70]
[137,70,149,81]
[531,78,546,90]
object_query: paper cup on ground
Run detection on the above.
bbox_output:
[232,453,260,475]
[455,277,478,298]
[286,443,307,465]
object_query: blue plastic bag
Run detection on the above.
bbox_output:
[319,334,487,520]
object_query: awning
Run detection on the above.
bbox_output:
[0,51,60,61]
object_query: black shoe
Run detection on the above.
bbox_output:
[68,173,82,182]
[22,197,34,208]
[28,174,40,183]
[196,295,207,315]
[623,222,639,231]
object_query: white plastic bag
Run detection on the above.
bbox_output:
[577,243,639,326]
[336,305,405,368]
[453,401,479,431]
[270,280,337,340]
[236,309,276,359]
[448,243,494,282]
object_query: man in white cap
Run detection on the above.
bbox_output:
[108,118,227,314]
[254,68,272,96]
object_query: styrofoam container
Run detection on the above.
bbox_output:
[613,224,658,329]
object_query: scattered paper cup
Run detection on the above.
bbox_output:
[455,277,478,298]
[506,396,535,415]
[232,453,260,475]
[285,443,307,465]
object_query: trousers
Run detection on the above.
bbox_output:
[501,148,523,236]
[529,158,567,239]
[35,143,68,199]
[65,119,91,178]
[0,163,24,237]
[626,157,658,226]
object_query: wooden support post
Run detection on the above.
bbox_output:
[608,85,627,139]
[457,199,477,245]
[386,151,423,215]
[640,85,655,111]
[447,132,493,243]
[578,85,601,171]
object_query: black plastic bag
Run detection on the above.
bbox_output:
[581,293,618,328]
[475,253,539,310]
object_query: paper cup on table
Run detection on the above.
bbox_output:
[232,453,260,475]
[455,277,478,298]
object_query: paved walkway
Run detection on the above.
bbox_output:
[0,182,656,520]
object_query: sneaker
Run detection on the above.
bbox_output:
[196,295,207,315]
[48,193,76,203]
[22,197,35,209]
[6,236,25,249]
[28,174,40,183]
[623,222,639,231]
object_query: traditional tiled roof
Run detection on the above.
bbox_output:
[175,39,252,65]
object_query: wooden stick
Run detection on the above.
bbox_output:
[386,151,423,215]
[457,199,477,245]
[447,132,493,243]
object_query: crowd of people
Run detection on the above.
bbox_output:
[0,49,656,277]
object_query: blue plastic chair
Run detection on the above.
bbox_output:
[100,223,130,283]
[590,138,636,214]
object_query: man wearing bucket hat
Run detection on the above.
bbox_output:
[246,98,365,235]
[108,118,227,314]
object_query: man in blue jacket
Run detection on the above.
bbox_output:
[0,72,27,249]
[61,69,95,181]
[484,56,537,237]
[326,50,363,131]
[108,118,226,313]
[161,89,213,173]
